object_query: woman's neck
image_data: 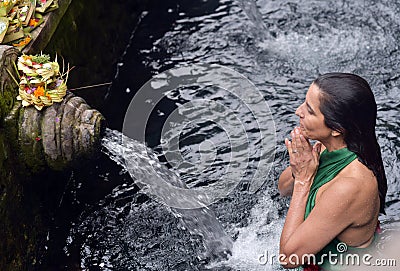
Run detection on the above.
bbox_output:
[321,138,347,152]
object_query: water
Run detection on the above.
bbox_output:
[42,0,400,270]
[102,128,233,261]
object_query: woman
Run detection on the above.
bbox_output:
[278,73,387,270]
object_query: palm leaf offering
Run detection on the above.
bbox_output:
[0,0,58,49]
[18,0,35,26]
[35,0,52,13]
[16,53,69,111]
[0,0,16,17]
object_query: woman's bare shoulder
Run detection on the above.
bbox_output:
[317,160,378,205]
[341,158,377,183]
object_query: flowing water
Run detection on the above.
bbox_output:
[42,0,400,270]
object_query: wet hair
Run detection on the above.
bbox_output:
[313,73,387,214]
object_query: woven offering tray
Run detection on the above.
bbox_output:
[16,53,69,110]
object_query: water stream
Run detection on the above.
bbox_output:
[41,0,399,270]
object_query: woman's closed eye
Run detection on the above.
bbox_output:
[306,102,315,115]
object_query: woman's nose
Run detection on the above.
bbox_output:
[295,103,304,118]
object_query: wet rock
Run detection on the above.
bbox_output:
[0,46,19,124]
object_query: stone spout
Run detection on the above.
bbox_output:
[16,92,105,171]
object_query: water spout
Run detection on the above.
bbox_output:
[102,128,233,261]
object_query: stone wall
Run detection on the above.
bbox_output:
[0,47,45,271]
[0,50,106,271]
[0,0,139,269]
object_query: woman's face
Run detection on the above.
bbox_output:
[295,83,332,140]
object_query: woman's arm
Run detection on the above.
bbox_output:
[278,167,295,196]
[279,128,321,267]
[279,179,313,268]
[279,178,358,268]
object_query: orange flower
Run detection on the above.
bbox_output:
[12,36,32,47]
[29,19,39,27]
[34,86,45,97]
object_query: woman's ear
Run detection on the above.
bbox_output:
[331,130,342,137]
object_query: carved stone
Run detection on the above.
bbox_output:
[17,92,105,171]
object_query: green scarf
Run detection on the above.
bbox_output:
[305,148,357,219]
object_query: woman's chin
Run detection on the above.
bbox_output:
[299,126,308,136]
[300,129,313,140]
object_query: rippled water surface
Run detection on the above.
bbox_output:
[42,0,400,270]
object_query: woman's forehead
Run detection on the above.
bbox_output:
[306,84,321,111]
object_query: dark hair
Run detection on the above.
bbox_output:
[313,73,387,214]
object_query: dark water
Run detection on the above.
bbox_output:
[41,0,400,270]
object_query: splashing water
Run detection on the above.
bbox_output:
[210,194,286,271]
[101,128,233,262]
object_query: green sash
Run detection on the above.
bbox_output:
[304,147,357,270]
[305,147,357,218]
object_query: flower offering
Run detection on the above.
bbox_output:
[16,53,69,110]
